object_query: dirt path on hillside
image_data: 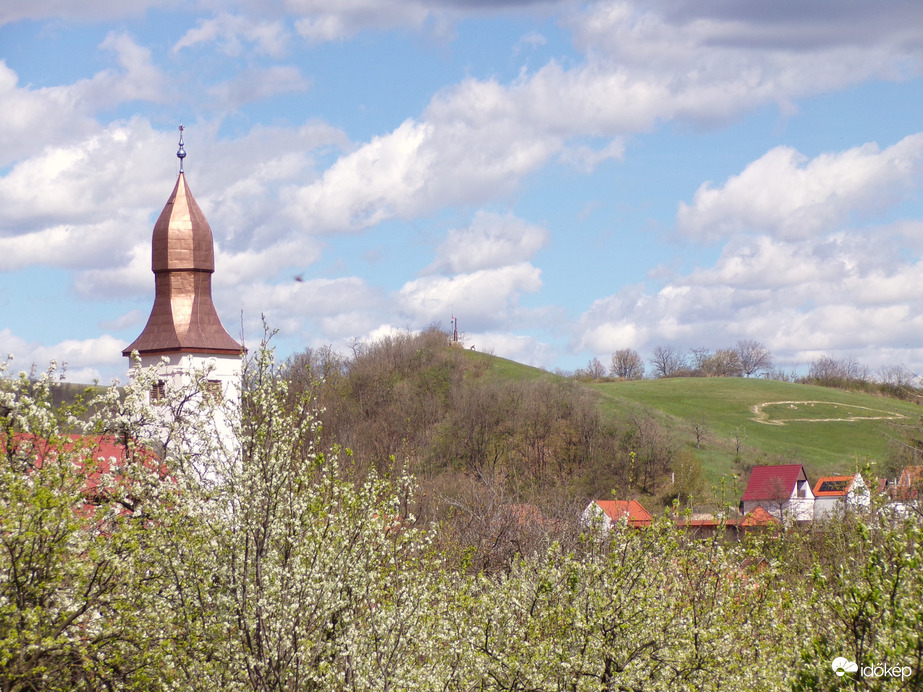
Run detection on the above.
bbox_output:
[750,401,907,426]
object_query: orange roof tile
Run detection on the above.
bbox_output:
[812,475,855,497]
[594,499,652,527]
[741,506,780,527]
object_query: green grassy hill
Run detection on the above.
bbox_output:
[590,376,920,489]
[55,347,920,505]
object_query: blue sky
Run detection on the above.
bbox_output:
[2,1,923,383]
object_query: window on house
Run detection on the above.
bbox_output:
[151,380,166,402]
[206,380,223,401]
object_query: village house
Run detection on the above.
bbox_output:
[812,474,869,519]
[884,465,923,516]
[741,464,814,522]
[581,499,652,530]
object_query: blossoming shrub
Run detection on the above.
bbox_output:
[1,348,921,690]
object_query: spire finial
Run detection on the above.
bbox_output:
[177,124,186,173]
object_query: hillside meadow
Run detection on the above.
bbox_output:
[592,376,921,490]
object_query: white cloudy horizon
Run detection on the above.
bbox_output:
[2,1,923,383]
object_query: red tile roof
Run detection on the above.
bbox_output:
[741,464,806,502]
[1,433,166,508]
[740,506,780,527]
[813,475,855,497]
[594,500,652,527]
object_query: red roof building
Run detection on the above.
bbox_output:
[741,464,814,521]
[740,506,781,527]
[582,499,652,530]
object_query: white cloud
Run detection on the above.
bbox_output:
[467,330,557,370]
[0,118,347,283]
[0,35,168,167]
[284,107,559,232]
[173,13,291,57]
[428,211,550,273]
[0,328,125,383]
[235,276,382,321]
[291,0,433,42]
[277,0,923,236]
[572,220,923,372]
[98,310,145,331]
[0,0,165,26]
[677,135,923,241]
[398,262,542,327]
[284,119,438,231]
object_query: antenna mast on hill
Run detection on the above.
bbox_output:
[451,315,459,343]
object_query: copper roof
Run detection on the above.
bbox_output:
[124,171,243,357]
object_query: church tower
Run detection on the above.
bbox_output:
[123,127,244,404]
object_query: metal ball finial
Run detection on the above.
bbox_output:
[177,124,186,172]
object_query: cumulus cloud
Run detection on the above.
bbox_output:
[284,100,560,232]
[0,328,125,383]
[558,138,625,173]
[0,117,347,287]
[567,1,923,118]
[677,135,923,242]
[466,330,558,369]
[397,262,542,328]
[428,211,550,273]
[279,0,923,235]
[0,36,168,167]
[173,13,291,57]
[573,225,923,372]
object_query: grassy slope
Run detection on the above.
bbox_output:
[59,350,919,500]
[591,377,921,490]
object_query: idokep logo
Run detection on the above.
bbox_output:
[832,657,913,681]
[831,657,858,677]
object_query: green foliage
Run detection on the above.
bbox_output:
[3,347,923,690]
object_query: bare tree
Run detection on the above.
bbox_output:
[691,348,743,377]
[648,346,686,378]
[691,415,709,449]
[735,340,773,378]
[609,348,645,380]
[688,347,712,373]
[878,364,916,388]
[808,355,870,386]
[585,357,607,380]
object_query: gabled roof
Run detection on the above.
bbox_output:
[593,500,652,527]
[741,464,808,502]
[740,506,780,527]
[813,475,856,497]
